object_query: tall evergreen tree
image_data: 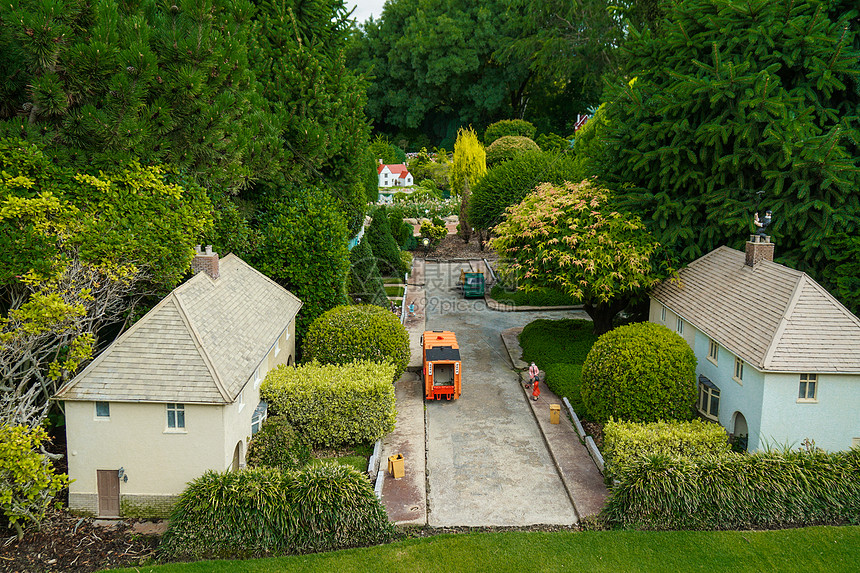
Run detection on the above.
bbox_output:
[0,0,281,191]
[598,0,860,292]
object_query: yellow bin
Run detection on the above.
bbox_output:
[388,454,405,479]
[550,404,561,425]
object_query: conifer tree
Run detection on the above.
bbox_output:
[0,0,280,191]
[598,0,860,290]
[451,127,486,243]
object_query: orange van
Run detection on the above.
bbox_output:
[421,330,461,400]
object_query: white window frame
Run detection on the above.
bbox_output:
[254,365,263,390]
[274,337,281,357]
[661,305,667,322]
[697,380,720,421]
[95,401,110,420]
[798,373,818,403]
[733,357,744,385]
[676,317,684,335]
[238,387,245,412]
[707,339,719,365]
[166,403,186,431]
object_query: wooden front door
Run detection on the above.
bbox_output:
[97,470,120,517]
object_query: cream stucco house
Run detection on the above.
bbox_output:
[650,235,860,452]
[55,248,301,518]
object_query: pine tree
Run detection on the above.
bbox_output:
[451,127,487,243]
[0,0,280,191]
[598,0,860,288]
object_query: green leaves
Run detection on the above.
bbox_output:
[262,359,397,448]
[0,425,70,540]
[580,322,698,424]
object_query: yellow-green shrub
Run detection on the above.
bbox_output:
[262,360,396,448]
[0,425,69,539]
[603,418,729,478]
[303,304,410,380]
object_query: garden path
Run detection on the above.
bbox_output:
[422,260,587,526]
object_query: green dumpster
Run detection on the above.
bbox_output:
[463,272,485,298]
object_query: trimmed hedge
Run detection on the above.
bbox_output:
[469,150,581,230]
[490,284,579,307]
[302,304,410,380]
[602,448,860,530]
[483,119,537,145]
[262,360,396,448]
[485,135,540,167]
[159,465,395,560]
[246,417,312,472]
[603,419,729,478]
[581,322,697,423]
[519,319,597,366]
[543,363,588,417]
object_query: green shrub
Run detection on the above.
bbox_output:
[367,207,404,276]
[262,360,397,448]
[420,220,447,248]
[0,425,69,539]
[484,119,537,145]
[581,322,697,423]
[348,238,388,307]
[302,304,410,380]
[536,132,571,152]
[485,136,540,167]
[603,419,729,478]
[469,150,582,230]
[519,319,597,366]
[490,284,580,307]
[386,207,414,248]
[246,417,312,472]
[602,448,860,530]
[253,184,350,340]
[160,465,394,560]
[399,250,413,273]
[543,363,589,418]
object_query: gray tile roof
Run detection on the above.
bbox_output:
[56,254,302,404]
[651,246,860,373]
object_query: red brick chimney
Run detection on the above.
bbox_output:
[745,234,774,267]
[191,245,220,279]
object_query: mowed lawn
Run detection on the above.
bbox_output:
[111,526,860,572]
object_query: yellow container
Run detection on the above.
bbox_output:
[388,454,405,479]
[550,404,561,425]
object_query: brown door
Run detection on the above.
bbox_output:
[97,470,120,517]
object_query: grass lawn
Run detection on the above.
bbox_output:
[519,318,597,418]
[381,276,405,285]
[384,285,405,297]
[111,526,860,572]
[308,443,373,473]
[490,284,579,307]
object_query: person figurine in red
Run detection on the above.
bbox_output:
[527,361,540,400]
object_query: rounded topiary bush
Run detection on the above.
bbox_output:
[246,417,311,471]
[484,119,537,145]
[485,135,540,167]
[303,304,410,380]
[580,322,697,423]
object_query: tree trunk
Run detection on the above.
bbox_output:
[584,298,628,335]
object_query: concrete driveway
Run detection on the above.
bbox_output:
[423,261,587,526]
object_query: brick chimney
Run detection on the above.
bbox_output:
[191,245,220,279]
[745,234,774,267]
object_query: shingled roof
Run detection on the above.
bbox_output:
[55,254,302,404]
[651,246,860,373]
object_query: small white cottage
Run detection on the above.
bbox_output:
[55,248,301,517]
[650,235,860,452]
[377,161,413,188]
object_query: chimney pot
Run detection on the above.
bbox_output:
[745,234,774,267]
[191,246,220,279]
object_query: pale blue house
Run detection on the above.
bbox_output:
[650,235,860,452]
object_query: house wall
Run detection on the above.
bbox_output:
[758,373,860,452]
[649,299,695,349]
[65,401,226,517]
[66,320,298,518]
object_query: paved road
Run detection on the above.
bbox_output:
[423,261,586,526]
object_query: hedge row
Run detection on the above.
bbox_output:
[602,448,860,530]
[262,360,396,448]
[160,465,394,560]
[603,418,729,478]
